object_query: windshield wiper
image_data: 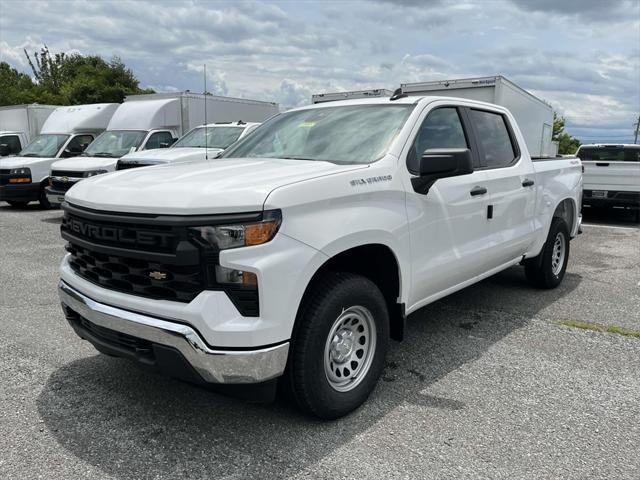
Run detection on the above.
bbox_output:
[20,153,41,157]
[91,152,115,158]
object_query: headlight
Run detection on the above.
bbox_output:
[189,210,282,250]
[84,169,108,178]
[9,167,31,183]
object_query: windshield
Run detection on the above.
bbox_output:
[83,130,147,158]
[222,104,414,164]
[577,146,640,162]
[174,126,244,149]
[19,134,69,158]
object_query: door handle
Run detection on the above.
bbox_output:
[522,179,535,187]
[596,163,609,167]
[470,186,487,196]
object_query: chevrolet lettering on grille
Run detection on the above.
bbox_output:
[65,217,173,248]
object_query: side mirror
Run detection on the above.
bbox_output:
[0,144,10,156]
[411,148,473,194]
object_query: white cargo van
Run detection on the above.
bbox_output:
[401,76,555,157]
[0,104,118,208]
[115,121,262,170]
[47,93,278,204]
[0,104,58,157]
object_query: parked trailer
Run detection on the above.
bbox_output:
[401,76,554,157]
[311,89,393,104]
[0,104,58,156]
[46,92,279,206]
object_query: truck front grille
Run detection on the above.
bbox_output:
[60,203,261,315]
[0,169,10,186]
[66,243,204,302]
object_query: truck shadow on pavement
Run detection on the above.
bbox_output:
[37,266,581,479]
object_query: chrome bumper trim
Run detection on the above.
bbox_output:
[58,281,289,384]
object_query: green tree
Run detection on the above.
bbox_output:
[553,112,581,154]
[0,63,40,106]
[0,46,154,106]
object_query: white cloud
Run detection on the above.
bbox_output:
[1,0,637,141]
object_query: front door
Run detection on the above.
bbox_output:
[405,105,493,310]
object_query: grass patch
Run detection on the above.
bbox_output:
[555,319,640,338]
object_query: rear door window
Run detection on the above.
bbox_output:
[577,146,640,162]
[469,109,517,168]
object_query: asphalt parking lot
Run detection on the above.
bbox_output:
[1,205,638,480]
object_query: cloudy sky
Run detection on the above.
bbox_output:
[1,0,639,143]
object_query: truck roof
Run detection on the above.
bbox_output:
[124,91,278,107]
[288,94,510,111]
[40,103,119,134]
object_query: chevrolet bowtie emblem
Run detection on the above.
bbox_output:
[61,176,69,182]
[148,271,167,280]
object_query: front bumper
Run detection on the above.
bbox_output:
[58,281,289,384]
[0,183,39,202]
[45,186,67,206]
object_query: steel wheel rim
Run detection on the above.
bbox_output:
[551,232,566,275]
[324,306,377,392]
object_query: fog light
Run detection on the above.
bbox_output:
[215,266,257,286]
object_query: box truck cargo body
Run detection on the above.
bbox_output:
[401,76,554,157]
[0,103,118,207]
[0,104,58,156]
[47,92,279,206]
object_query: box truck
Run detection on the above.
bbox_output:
[400,76,554,157]
[46,93,279,205]
[0,104,58,156]
[0,103,118,208]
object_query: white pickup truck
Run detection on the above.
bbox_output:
[57,94,582,419]
[115,121,261,171]
[576,144,640,209]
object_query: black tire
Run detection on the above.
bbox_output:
[525,217,570,289]
[6,200,29,208]
[285,272,389,419]
[38,184,52,209]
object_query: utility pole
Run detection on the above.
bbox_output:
[634,114,640,144]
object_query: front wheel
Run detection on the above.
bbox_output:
[39,184,52,209]
[285,272,389,419]
[525,217,570,289]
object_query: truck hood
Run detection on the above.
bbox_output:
[66,158,368,214]
[119,147,220,164]
[0,156,54,169]
[51,156,118,172]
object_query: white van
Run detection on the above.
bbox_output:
[46,93,278,205]
[0,104,58,157]
[115,121,261,170]
[0,104,118,208]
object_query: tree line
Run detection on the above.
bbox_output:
[0,46,153,107]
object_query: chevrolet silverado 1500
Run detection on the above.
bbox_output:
[57,93,582,419]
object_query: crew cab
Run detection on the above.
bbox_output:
[576,144,640,209]
[115,121,261,170]
[57,94,582,419]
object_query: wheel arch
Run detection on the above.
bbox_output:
[294,243,406,342]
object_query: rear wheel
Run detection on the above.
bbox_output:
[285,272,389,419]
[525,217,570,289]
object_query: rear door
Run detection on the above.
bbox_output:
[467,107,537,265]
